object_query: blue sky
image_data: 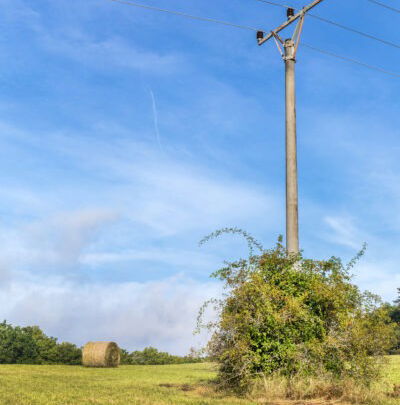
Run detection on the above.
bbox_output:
[0,0,399,354]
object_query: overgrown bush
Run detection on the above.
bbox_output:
[198,230,397,396]
[0,321,81,365]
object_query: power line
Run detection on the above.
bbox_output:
[366,0,400,13]
[107,0,400,79]
[307,13,400,50]
[255,0,400,50]
[254,0,289,8]
[302,43,400,78]
[108,0,259,31]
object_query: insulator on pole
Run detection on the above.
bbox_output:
[287,8,295,19]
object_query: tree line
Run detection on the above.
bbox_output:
[0,321,203,365]
[120,346,203,365]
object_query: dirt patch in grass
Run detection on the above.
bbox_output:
[388,384,400,398]
[261,401,351,405]
[158,383,195,392]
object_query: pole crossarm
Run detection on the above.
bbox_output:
[257,0,325,46]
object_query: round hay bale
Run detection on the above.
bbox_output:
[82,341,120,368]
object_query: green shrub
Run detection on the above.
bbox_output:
[198,230,397,394]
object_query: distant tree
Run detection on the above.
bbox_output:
[119,349,132,365]
[392,288,400,322]
[22,325,58,363]
[386,289,400,354]
[0,321,38,364]
[53,342,81,365]
[131,347,171,365]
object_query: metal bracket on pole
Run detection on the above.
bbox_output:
[272,31,284,58]
[292,14,305,59]
[280,15,304,63]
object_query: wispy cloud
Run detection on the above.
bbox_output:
[0,118,278,283]
[0,120,278,236]
[0,0,184,75]
[43,35,183,74]
[323,216,364,250]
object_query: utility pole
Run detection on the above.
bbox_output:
[257,0,325,254]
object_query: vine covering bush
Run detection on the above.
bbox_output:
[198,230,397,395]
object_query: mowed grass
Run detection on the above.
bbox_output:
[377,356,400,405]
[0,363,253,405]
[387,355,400,387]
[0,356,399,405]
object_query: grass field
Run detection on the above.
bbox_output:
[0,356,399,405]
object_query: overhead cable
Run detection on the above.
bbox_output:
[366,0,400,13]
[308,14,400,49]
[254,0,289,8]
[302,43,400,78]
[108,0,259,31]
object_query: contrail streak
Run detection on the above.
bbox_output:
[149,89,163,151]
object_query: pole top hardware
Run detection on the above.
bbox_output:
[257,0,325,46]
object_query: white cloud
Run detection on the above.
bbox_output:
[0,209,119,272]
[80,248,216,272]
[27,209,120,265]
[0,275,221,355]
[354,261,400,303]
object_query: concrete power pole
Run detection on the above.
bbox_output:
[257,0,325,254]
[284,37,299,254]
